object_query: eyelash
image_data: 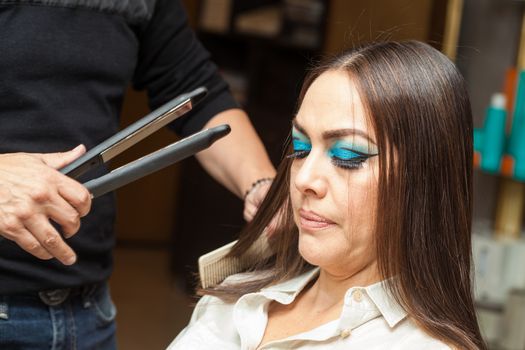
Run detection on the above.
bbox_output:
[287,149,370,170]
[332,156,368,169]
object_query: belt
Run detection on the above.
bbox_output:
[37,283,101,306]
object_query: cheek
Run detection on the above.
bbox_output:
[289,164,301,204]
[338,172,378,231]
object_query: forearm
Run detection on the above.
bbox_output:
[195,108,276,198]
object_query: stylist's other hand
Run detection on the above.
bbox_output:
[0,145,91,265]
[243,179,282,238]
[243,179,272,222]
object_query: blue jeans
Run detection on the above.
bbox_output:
[0,282,117,350]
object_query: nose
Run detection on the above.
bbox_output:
[292,152,327,198]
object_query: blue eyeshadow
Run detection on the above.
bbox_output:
[290,129,377,167]
[292,130,311,152]
[328,141,373,160]
[328,147,361,160]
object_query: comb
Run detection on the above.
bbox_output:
[198,235,272,289]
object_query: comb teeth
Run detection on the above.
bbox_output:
[198,236,271,289]
[198,241,238,289]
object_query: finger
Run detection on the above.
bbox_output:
[246,192,263,208]
[45,193,81,238]
[13,228,53,260]
[56,179,91,217]
[250,182,272,206]
[243,209,252,222]
[243,202,258,222]
[25,215,77,265]
[39,144,86,170]
[244,185,270,221]
[0,215,52,259]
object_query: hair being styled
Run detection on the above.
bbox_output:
[202,41,485,350]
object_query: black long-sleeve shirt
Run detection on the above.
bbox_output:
[0,0,238,294]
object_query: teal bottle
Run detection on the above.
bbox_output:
[481,93,507,174]
[509,70,525,181]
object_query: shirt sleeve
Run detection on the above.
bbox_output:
[132,0,239,137]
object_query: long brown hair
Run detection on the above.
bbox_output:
[203,41,485,350]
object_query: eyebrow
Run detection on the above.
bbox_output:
[292,119,377,145]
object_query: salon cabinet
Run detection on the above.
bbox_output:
[472,231,525,349]
[447,0,525,349]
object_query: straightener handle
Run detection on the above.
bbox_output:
[84,124,231,198]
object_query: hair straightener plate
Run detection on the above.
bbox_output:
[60,86,231,198]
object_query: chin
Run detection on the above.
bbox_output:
[298,234,334,267]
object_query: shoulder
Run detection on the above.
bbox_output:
[169,276,254,349]
[190,293,234,324]
[190,272,259,321]
[169,293,239,350]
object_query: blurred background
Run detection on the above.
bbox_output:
[107,0,525,349]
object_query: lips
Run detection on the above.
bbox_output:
[298,209,335,231]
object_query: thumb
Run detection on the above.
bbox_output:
[40,144,86,170]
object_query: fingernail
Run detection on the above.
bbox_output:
[65,255,77,265]
[73,144,84,152]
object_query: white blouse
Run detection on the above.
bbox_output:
[167,268,451,350]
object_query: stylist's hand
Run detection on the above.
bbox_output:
[0,145,91,265]
[243,179,281,238]
[243,179,272,222]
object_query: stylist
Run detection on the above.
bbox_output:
[0,0,275,348]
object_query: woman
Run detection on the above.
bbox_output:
[168,41,486,349]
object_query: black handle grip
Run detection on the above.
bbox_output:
[84,124,231,198]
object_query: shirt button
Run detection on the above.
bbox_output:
[340,328,351,338]
[352,289,363,302]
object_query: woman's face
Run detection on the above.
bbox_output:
[290,70,380,280]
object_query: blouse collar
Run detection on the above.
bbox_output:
[260,267,407,329]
